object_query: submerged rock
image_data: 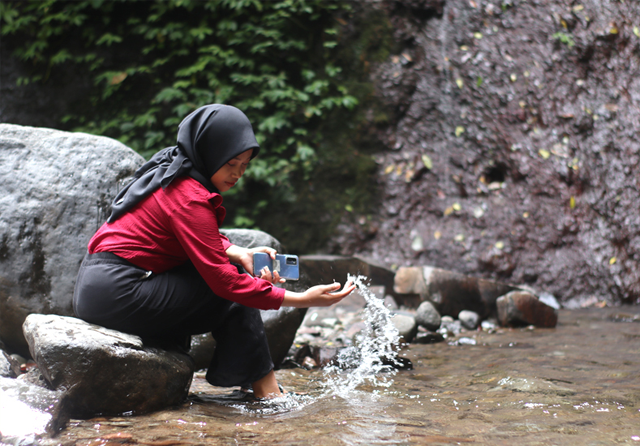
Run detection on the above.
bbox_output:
[497,291,558,328]
[23,314,194,418]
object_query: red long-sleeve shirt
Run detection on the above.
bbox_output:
[88,176,285,310]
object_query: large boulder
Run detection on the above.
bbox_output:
[0,124,143,356]
[23,314,194,417]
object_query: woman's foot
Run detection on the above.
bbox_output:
[251,370,284,399]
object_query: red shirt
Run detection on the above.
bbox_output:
[88,176,285,310]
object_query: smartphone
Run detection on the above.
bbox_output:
[253,252,299,281]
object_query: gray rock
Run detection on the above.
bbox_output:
[23,314,194,417]
[538,292,561,310]
[393,266,518,317]
[391,314,417,343]
[0,350,20,378]
[458,310,480,330]
[262,306,308,368]
[415,301,441,331]
[497,291,558,328]
[221,228,283,257]
[384,295,399,310]
[0,124,143,356]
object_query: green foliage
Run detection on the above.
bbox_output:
[553,31,575,48]
[1,0,392,252]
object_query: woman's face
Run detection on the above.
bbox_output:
[210,149,253,192]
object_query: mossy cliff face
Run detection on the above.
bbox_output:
[336,0,640,306]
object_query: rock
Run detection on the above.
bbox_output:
[415,301,441,331]
[414,332,445,344]
[384,295,399,310]
[220,228,283,254]
[0,375,67,439]
[189,333,217,371]
[393,266,519,317]
[458,310,480,330]
[391,314,417,343]
[538,292,561,310]
[261,306,308,369]
[297,254,397,299]
[0,124,143,356]
[0,350,21,378]
[23,314,194,417]
[496,291,558,328]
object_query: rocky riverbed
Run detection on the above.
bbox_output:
[3,305,639,446]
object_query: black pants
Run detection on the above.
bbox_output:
[73,252,273,387]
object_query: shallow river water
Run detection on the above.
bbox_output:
[24,307,640,445]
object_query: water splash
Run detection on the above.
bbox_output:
[322,274,401,397]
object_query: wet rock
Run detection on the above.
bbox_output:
[23,314,194,417]
[0,124,143,357]
[497,291,558,328]
[415,301,441,331]
[438,316,463,337]
[391,314,417,343]
[0,350,20,378]
[188,333,217,371]
[458,310,480,330]
[490,376,575,396]
[414,332,445,344]
[393,266,518,317]
[0,375,67,438]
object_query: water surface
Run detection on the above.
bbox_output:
[33,307,640,445]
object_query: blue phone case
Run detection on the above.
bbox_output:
[253,252,299,280]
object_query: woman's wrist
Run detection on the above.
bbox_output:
[282,290,307,308]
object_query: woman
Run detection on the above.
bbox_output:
[73,104,354,399]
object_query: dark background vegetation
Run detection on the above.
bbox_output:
[2,0,640,306]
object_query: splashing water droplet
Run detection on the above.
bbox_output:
[322,275,401,397]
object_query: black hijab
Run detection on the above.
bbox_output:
[107,104,260,223]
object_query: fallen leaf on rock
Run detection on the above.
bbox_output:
[434,230,442,239]
[384,165,395,174]
[635,26,640,37]
[570,196,576,209]
[609,257,617,265]
[444,206,454,216]
[456,78,464,89]
[452,202,461,211]
[510,73,517,82]
[538,149,551,159]
[455,126,465,137]
[422,154,433,170]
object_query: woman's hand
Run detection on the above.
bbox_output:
[225,245,283,284]
[282,281,356,308]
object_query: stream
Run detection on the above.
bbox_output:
[5,303,640,445]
